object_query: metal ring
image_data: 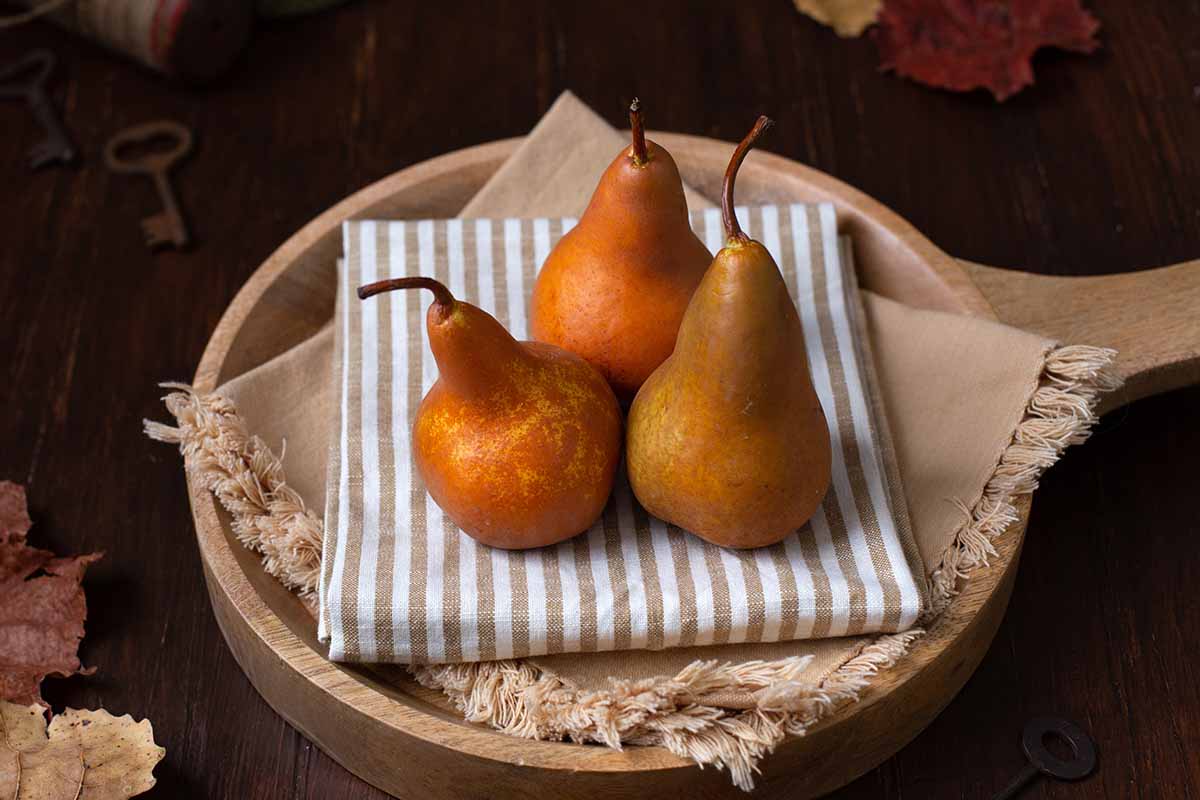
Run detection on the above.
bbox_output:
[103,120,194,174]
[1022,716,1098,781]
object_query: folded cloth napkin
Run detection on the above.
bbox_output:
[320,205,927,663]
[154,92,1117,787]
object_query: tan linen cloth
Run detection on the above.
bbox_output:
[320,207,926,664]
[219,91,1057,690]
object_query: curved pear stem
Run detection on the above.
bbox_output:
[722,115,774,243]
[358,276,456,316]
[629,98,649,166]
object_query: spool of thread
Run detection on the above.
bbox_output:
[13,0,254,83]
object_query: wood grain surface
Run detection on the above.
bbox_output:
[1,1,1198,798]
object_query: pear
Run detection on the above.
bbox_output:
[531,99,712,403]
[359,276,623,549]
[626,117,832,549]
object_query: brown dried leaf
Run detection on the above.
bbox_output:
[0,482,102,707]
[0,701,164,799]
[794,0,882,36]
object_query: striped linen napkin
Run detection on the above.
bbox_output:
[319,203,928,664]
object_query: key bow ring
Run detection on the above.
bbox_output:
[103,120,194,174]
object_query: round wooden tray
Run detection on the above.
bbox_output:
[187,134,1200,799]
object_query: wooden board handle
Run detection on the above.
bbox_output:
[960,260,1200,412]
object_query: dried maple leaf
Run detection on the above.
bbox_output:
[0,482,32,544]
[0,482,102,707]
[794,0,882,37]
[874,0,1101,100]
[0,701,164,799]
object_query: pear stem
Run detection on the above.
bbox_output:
[722,115,774,243]
[358,276,456,315]
[629,98,649,166]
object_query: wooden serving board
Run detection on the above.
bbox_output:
[187,134,1200,799]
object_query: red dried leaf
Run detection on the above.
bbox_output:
[0,482,102,707]
[874,0,1100,100]
[0,481,31,544]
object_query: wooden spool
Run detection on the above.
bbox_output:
[187,134,1200,799]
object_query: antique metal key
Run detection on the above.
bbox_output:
[0,50,77,169]
[104,121,195,250]
[991,717,1097,799]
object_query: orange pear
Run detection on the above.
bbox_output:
[530,99,712,402]
[359,276,623,549]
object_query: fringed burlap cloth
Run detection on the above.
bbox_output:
[147,92,1119,788]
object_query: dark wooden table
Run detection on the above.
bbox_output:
[3,1,1197,797]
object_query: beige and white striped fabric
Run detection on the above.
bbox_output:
[319,203,927,664]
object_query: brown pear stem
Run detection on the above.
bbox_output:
[629,98,649,166]
[722,115,774,243]
[358,276,456,314]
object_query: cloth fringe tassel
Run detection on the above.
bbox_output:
[144,383,323,601]
[927,345,1122,613]
[411,630,922,791]
[144,343,1119,790]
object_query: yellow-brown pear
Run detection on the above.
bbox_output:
[531,99,712,403]
[626,117,832,548]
